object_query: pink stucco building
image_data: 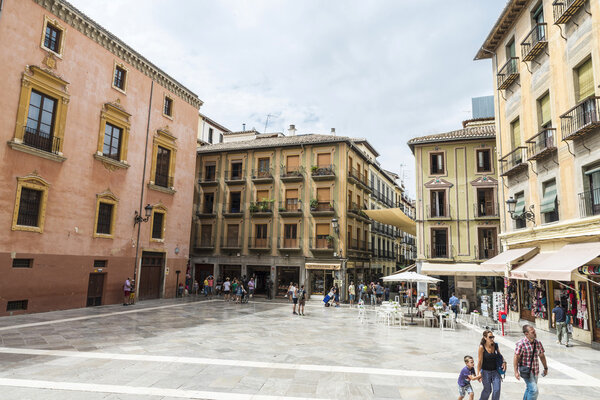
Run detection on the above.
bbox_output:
[0,0,202,315]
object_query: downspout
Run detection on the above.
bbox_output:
[133,79,154,296]
[0,0,4,22]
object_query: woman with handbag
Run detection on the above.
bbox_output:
[477,330,506,400]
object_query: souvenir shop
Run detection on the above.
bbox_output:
[517,280,549,324]
[577,266,600,345]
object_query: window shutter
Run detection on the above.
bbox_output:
[540,181,557,214]
[514,195,526,217]
[437,155,443,171]
[257,190,269,201]
[511,119,521,148]
[286,155,299,171]
[539,94,551,125]
[316,188,330,201]
[286,189,298,199]
[317,153,331,166]
[316,223,329,236]
[578,59,594,101]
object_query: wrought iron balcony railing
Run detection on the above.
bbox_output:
[497,57,520,90]
[499,147,528,176]
[474,202,499,218]
[553,0,586,25]
[251,168,273,182]
[23,127,61,154]
[578,188,600,218]
[311,237,334,250]
[249,201,273,214]
[526,128,557,161]
[154,172,174,188]
[280,166,304,180]
[521,23,548,61]
[560,96,600,141]
[311,164,335,179]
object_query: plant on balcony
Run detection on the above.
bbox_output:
[311,165,319,173]
[326,235,335,245]
[310,199,318,210]
[260,200,274,212]
[249,203,259,213]
[278,206,286,212]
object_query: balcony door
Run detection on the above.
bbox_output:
[226,224,239,247]
[588,169,600,215]
[284,224,297,248]
[430,190,446,217]
[200,224,212,246]
[478,227,497,259]
[477,188,494,216]
[285,189,298,211]
[286,155,299,173]
[431,228,448,258]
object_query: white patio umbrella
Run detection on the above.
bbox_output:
[382,271,441,324]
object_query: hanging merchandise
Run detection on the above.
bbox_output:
[577,283,589,330]
[533,281,547,319]
[508,280,519,312]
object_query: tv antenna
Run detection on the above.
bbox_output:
[264,113,277,133]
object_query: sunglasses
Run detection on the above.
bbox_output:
[487,336,495,339]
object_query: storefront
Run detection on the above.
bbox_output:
[247,265,271,296]
[305,262,341,297]
[220,264,241,281]
[583,266,600,344]
[276,266,300,297]
[517,280,548,323]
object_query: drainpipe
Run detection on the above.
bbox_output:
[133,80,154,298]
[0,0,4,22]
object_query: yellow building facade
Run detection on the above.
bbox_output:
[476,0,600,346]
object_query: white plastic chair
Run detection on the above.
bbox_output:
[423,310,436,327]
[442,313,457,331]
[469,312,480,327]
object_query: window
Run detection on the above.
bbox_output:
[532,2,544,24]
[258,157,270,174]
[95,102,131,167]
[231,161,243,179]
[103,123,122,161]
[154,146,171,188]
[41,17,64,56]
[10,66,69,160]
[431,228,448,258]
[541,179,559,223]
[576,58,595,102]
[430,190,446,217]
[163,96,173,118]
[315,223,330,248]
[514,192,527,229]
[430,153,444,175]
[256,190,269,202]
[93,260,107,268]
[476,188,495,217]
[506,38,516,60]
[208,128,213,143]
[6,300,28,311]
[230,192,241,213]
[219,133,223,143]
[149,128,177,192]
[510,118,521,150]
[111,62,128,93]
[226,224,239,247]
[96,203,114,235]
[284,224,298,248]
[204,164,216,181]
[200,225,212,246]
[476,149,492,173]
[538,92,551,129]
[478,228,497,259]
[584,165,600,216]
[113,66,126,90]
[12,259,33,268]
[255,224,268,247]
[151,212,165,239]
[316,153,331,167]
[12,174,50,233]
[93,190,118,238]
[203,193,214,213]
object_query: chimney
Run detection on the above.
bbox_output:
[288,124,297,136]
[331,128,336,136]
[242,123,246,131]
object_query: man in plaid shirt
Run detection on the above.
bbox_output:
[513,324,549,399]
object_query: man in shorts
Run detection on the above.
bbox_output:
[123,277,131,306]
[297,284,306,316]
[348,281,355,307]
[223,277,231,302]
[291,283,298,315]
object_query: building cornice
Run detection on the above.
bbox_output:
[500,215,600,246]
[33,0,203,108]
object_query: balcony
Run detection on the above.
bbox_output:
[278,200,302,217]
[428,244,452,259]
[426,204,452,220]
[348,168,371,192]
[310,200,335,216]
[249,237,271,252]
[251,168,273,183]
[196,205,216,219]
[553,0,586,25]
[310,237,335,253]
[311,164,335,181]
[223,202,244,217]
[521,23,548,62]
[193,237,214,251]
[280,166,304,182]
[278,237,302,251]
[249,201,273,217]
[499,147,528,177]
[578,188,600,218]
[221,237,241,250]
[225,169,246,185]
[23,128,61,154]
[526,128,557,161]
[347,202,370,223]
[476,245,498,261]
[348,239,370,253]
[198,170,218,186]
[560,96,600,141]
[473,202,499,219]
[497,57,520,90]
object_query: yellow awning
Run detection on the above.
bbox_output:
[363,208,416,236]
[305,263,341,270]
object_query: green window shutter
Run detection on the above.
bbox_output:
[514,195,526,217]
[511,119,521,148]
[577,59,594,102]
[540,94,551,126]
[540,182,557,214]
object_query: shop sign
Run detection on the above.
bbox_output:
[578,266,600,275]
[457,280,473,289]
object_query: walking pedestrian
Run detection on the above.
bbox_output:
[384,286,390,302]
[348,281,355,307]
[266,278,273,300]
[207,275,214,299]
[357,282,364,304]
[297,284,306,315]
[370,282,376,306]
[192,280,199,296]
[477,330,505,400]
[514,324,548,400]
[223,277,231,302]
[552,300,569,346]
[457,355,480,400]
[334,285,340,307]
[291,283,299,314]
[123,277,131,306]
[235,281,245,303]
[449,292,460,318]
[287,282,294,302]
[375,282,384,304]
[203,277,209,297]
[248,278,255,299]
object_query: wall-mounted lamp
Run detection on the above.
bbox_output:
[134,204,153,226]
[331,217,339,234]
[506,197,535,223]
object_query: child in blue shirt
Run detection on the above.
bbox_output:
[457,355,480,400]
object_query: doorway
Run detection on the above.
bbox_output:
[194,264,214,286]
[86,273,105,307]
[309,269,334,296]
[591,278,600,342]
[276,266,300,297]
[247,265,270,295]
[139,252,164,300]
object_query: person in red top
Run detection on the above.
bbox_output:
[513,324,548,400]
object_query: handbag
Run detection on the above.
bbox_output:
[494,343,505,378]
[518,341,536,380]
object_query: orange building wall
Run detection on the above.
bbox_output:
[0,0,200,315]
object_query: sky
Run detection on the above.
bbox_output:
[67,0,505,197]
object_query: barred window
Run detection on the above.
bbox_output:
[96,202,114,235]
[6,300,28,311]
[152,212,164,239]
[17,188,42,227]
[93,260,107,268]
[12,259,33,268]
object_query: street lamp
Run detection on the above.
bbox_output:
[506,197,535,223]
[331,217,339,234]
[134,204,153,226]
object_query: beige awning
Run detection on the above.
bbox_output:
[305,263,341,270]
[363,208,416,236]
[510,242,600,281]
[421,262,500,277]
[480,247,539,273]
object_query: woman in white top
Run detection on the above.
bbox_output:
[287,282,294,302]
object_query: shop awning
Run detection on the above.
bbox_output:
[510,242,600,281]
[305,263,341,270]
[362,208,416,236]
[421,262,500,277]
[480,247,538,273]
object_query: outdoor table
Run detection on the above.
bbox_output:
[438,312,449,330]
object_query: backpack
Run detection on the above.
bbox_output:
[298,289,305,300]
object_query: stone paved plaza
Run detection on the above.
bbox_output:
[1,297,600,399]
